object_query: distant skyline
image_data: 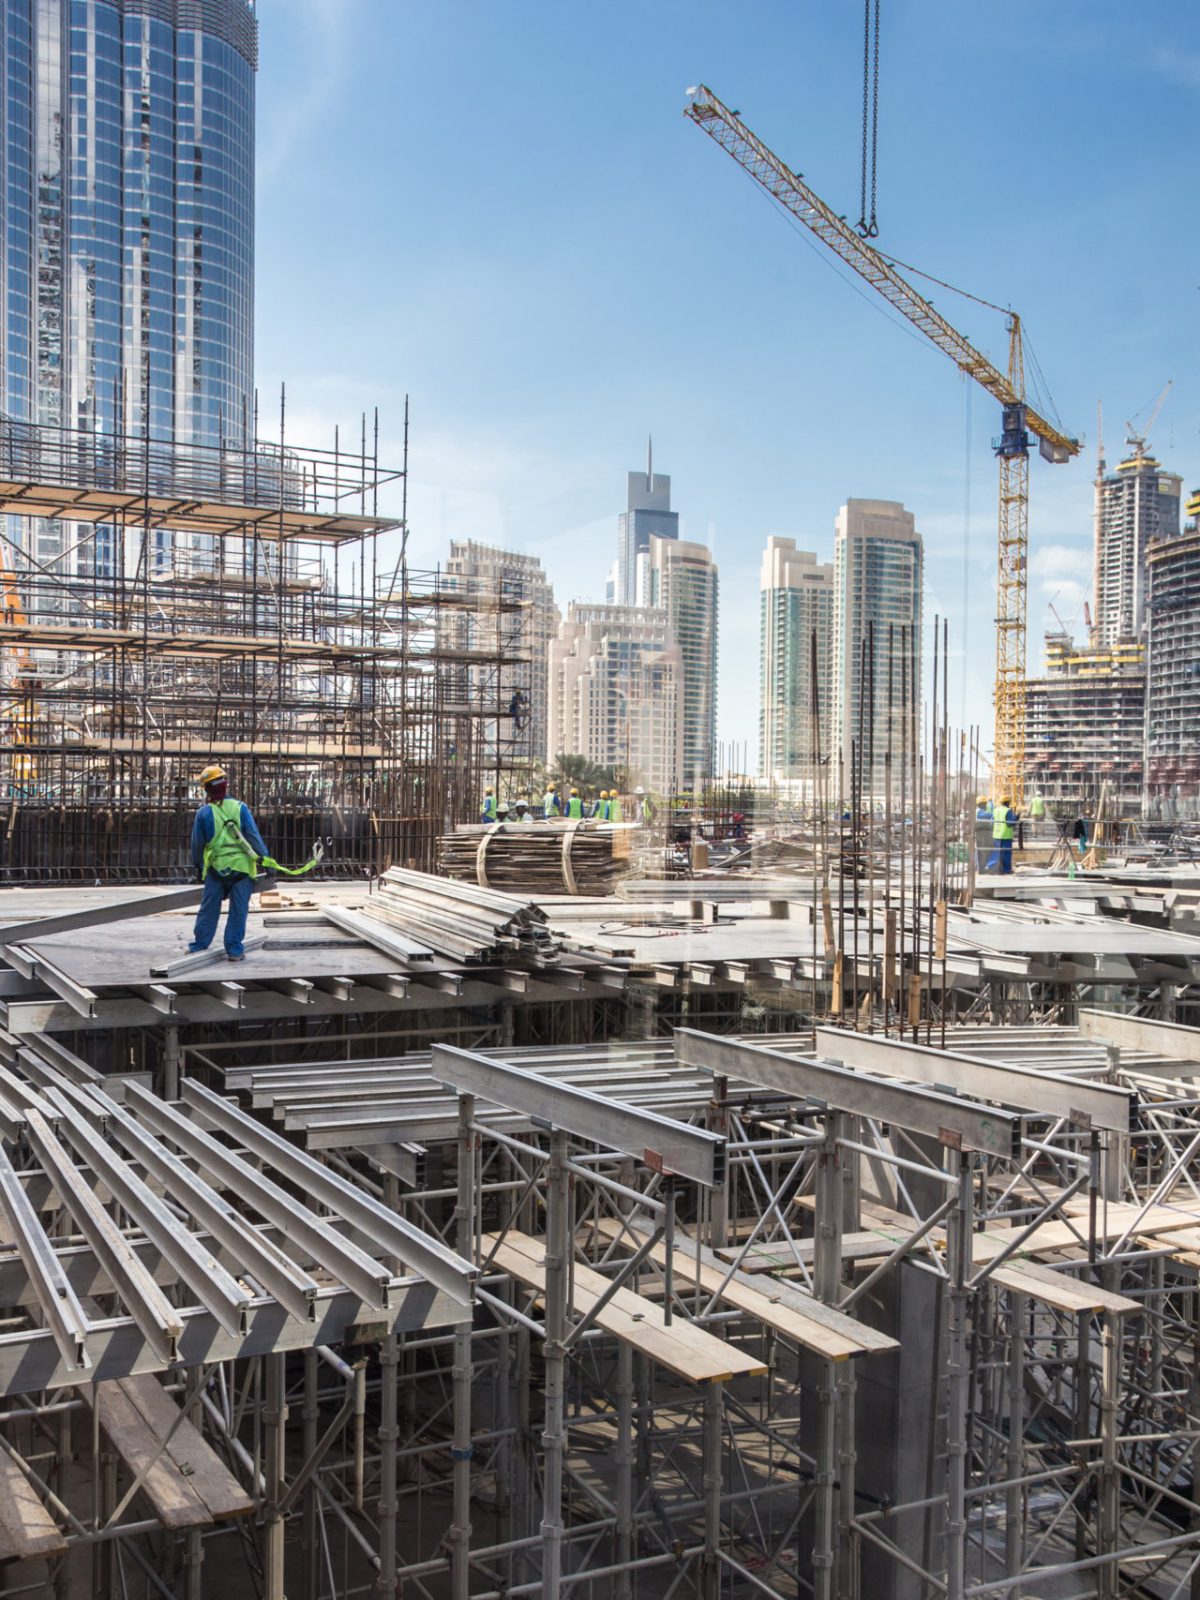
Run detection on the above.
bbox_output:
[253,1,1200,770]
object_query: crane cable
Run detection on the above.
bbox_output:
[857,0,881,238]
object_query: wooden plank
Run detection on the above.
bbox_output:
[974,1204,1200,1265]
[0,1448,65,1561]
[118,1375,252,1522]
[83,1380,210,1529]
[593,1219,897,1361]
[485,1231,765,1384]
[714,1232,903,1272]
[988,1259,1137,1316]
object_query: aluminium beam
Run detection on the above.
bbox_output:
[0,1282,466,1399]
[0,885,204,947]
[124,1084,392,1310]
[430,1044,725,1187]
[179,1081,476,1306]
[675,1030,1020,1158]
[24,1109,183,1363]
[1079,1008,1200,1063]
[67,1082,321,1323]
[0,1142,92,1371]
[812,1026,1134,1134]
[46,1087,250,1335]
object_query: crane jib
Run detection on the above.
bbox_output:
[685,87,1078,461]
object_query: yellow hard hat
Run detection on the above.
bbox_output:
[976,795,986,805]
[571,787,579,795]
[485,786,494,793]
[196,764,226,787]
[600,789,608,798]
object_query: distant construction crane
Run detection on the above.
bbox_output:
[683,85,1080,803]
[1124,379,1172,461]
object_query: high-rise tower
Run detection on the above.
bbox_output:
[2,0,256,455]
[640,533,717,786]
[615,439,678,606]
[832,499,922,790]
[1094,443,1182,644]
[758,537,833,783]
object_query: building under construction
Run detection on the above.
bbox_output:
[1146,510,1200,816]
[0,416,531,881]
[1024,631,1145,815]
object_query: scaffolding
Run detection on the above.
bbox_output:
[0,413,532,879]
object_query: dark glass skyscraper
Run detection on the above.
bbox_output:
[1,0,256,453]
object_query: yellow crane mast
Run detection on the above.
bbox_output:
[684,85,1080,803]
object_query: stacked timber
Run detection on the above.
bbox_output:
[358,867,562,963]
[437,822,633,896]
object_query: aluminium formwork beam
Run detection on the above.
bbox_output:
[179,1080,477,1308]
[430,1044,726,1187]
[812,1025,1135,1133]
[675,1029,1021,1158]
[1079,1007,1200,1063]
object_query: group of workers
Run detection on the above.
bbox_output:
[481,785,658,825]
[974,791,1059,874]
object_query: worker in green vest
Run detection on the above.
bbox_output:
[566,788,584,819]
[593,790,610,821]
[188,764,270,961]
[1029,792,1046,821]
[543,785,561,819]
[513,799,534,825]
[609,791,623,823]
[985,797,1018,875]
[481,787,498,823]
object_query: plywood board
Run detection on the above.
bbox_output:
[485,1230,765,1384]
[82,1376,251,1529]
[0,1448,65,1561]
[593,1219,896,1361]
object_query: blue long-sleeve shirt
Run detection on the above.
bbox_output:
[191,800,268,874]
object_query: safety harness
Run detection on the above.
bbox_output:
[204,800,326,879]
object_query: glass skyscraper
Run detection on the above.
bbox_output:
[2,0,256,457]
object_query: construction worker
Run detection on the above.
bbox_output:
[189,765,269,962]
[974,795,994,871]
[543,784,561,819]
[609,790,623,824]
[481,786,497,823]
[1029,791,1046,821]
[513,799,534,825]
[566,787,584,820]
[495,801,510,822]
[593,790,610,822]
[985,797,1018,875]
[635,786,656,824]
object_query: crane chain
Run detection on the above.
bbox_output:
[857,0,881,239]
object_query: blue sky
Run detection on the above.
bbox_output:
[253,1,1200,770]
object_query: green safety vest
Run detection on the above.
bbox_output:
[203,798,259,877]
[641,796,653,821]
[596,799,610,821]
[566,796,583,819]
[609,797,622,823]
[1030,797,1045,818]
[992,807,1015,842]
[482,795,497,821]
[543,790,559,816]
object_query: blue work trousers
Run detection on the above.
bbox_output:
[190,871,254,956]
[985,838,1014,875]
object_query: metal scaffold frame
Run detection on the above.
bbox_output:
[0,410,535,881]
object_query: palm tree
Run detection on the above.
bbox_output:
[549,753,616,793]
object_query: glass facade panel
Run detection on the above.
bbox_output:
[3,0,255,453]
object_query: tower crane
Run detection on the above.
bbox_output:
[683,85,1080,803]
[1124,379,1172,461]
